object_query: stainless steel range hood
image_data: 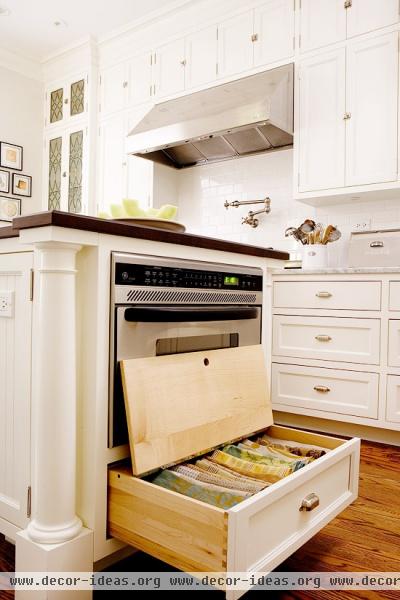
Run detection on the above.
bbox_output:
[126,63,294,169]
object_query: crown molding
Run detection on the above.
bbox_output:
[98,0,195,46]
[0,46,43,81]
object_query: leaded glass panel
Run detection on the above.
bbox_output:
[50,88,63,123]
[48,137,62,210]
[68,130,83,213]
[70,79,85,116]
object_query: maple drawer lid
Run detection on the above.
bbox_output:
[120,344,273,476]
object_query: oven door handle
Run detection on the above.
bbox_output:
[124,305,259,322]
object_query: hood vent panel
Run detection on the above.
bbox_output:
[127,64,294,169]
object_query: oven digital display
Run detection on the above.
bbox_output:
[224,276,239,286]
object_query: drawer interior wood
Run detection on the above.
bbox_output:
[108,425,347,573]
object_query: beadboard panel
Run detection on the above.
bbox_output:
[0,253,32,529]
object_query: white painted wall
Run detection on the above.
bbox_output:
[176,148,400,267]
[0,65,43,219]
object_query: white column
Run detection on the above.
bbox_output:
[27,242,83,544]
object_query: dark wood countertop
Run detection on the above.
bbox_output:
[0,225,19,239]
[7,211,289,260]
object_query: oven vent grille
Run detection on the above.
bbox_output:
[122,288,258,304]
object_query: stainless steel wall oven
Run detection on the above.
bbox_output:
[109,252,263,448]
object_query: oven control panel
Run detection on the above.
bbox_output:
[115,262,263,291]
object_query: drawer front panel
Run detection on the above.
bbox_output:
[230,442,358,575]
[273,315,380,364]
[389,281,400,311]
[273,281,381,311]
[387,375,400,423]
[271,363,379,418]
[388,320,400,367]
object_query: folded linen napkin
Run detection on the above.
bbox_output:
[172,464,268,494]
[195,458,270,489]
[151,469,250,509]
[210,449,292,483]
[222,444,308,473]
[258,434,328,459]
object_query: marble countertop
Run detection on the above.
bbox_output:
[273,267,400,274]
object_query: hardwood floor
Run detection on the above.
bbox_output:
[1,441,399,599]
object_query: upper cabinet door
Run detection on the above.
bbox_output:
[254,0,295,67]
[298,48,346,192]
[346,0,399,38]
[185,25,218,90]
[46,74,87,127]
[127,52,153,107]
[217,10,254,79]
[300,0,346,53]
[346,31,398,186]
[100,62,128,117]
[154,38,186,99]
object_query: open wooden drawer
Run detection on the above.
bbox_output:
[108,346,360,599]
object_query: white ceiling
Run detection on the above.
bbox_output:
[0,0,191,61]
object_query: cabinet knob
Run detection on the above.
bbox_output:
[64,98,69,105]
[299,493,320,512]
[251,33,259,42]
[314,385,330,393]
[62,171,67,178]
[316,291,332,298]
[123,81,128,88]
[344,0,352,8]
[343,112,351,120]
[180,59,187,66]
[315,335,332,342]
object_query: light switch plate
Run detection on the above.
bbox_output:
[0,291,14,318]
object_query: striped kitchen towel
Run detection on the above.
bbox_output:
[210,449,292,483]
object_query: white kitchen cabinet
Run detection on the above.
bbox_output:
[127,52,153,106]
[346,0,399,39]
[217,10,254,79]
[272,363,379,419]
[97,114,126,212]
[388,320,400,367]
[273,315,381,365]
[185,25,218,90]
[154,38,186,99]
[298,48,346,192]
[346,31,398,186]
[389,282,400,311]
[45,73,88,128]
[99,62,128,117]
[0,252,32,529]
[45,126,88,214]
[299,0,346,53]
[300,0,398,54]
[387,375,400,423]
[98,111,153,213]
[254,0,294,67]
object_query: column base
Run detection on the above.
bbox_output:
[27,516,83,545]
[15,527,93,600]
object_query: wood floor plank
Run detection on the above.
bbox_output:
[1,440,399,600]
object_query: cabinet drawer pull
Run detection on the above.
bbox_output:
[315,335,332,342]
[314,385,330,393]
[370,241,384,248]
[299,492,320,512]
[316,291,332,298]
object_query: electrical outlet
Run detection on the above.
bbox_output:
[0,291,14,318]
[354,220,371,231]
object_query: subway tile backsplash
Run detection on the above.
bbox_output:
[175,149,400,267]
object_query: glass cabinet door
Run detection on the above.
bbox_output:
[70,79,85,117]
[48,136,63,209]
[68,130,83,213]
[50,88,64,124]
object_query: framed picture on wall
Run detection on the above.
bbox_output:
[12,173,32,197]
[0,142,23,171]
[0,196,21,221]
[0,170,9,193]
